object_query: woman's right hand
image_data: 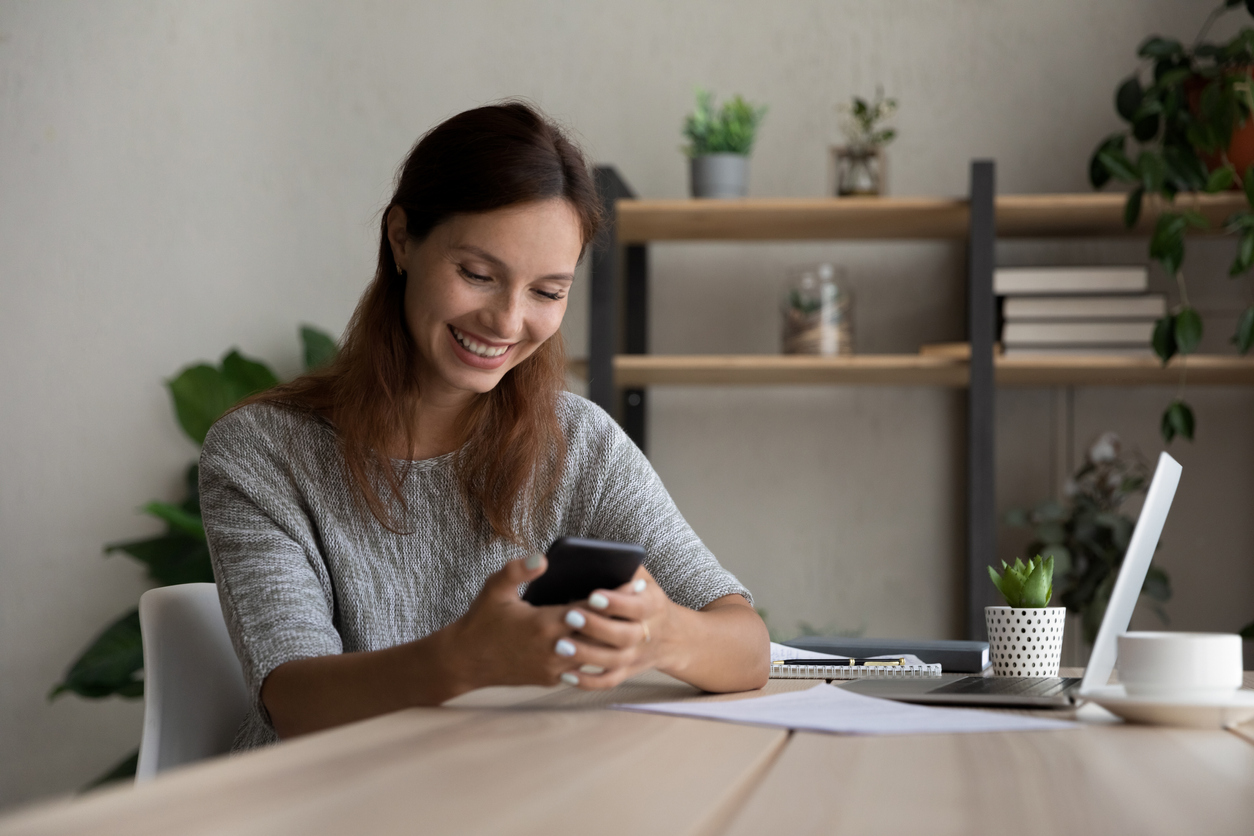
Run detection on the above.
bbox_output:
[444,554,588,690]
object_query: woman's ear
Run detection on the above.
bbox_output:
[386,205,410,271]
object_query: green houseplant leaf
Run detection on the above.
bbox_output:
[1138,36,1184,60]
[301,325,339,371]
[1124,187,1144,227]
[1206,165,1236,192]
[988,556,1054,608]
[168,363,235,446]
[1089,134,1125,188]
[1232,305,1254,352]
[106,532,212,587]
[1161,399,1196,442]
[221,350,279,403]
[1020,556,1055,607]
[50,609,143,700]
[141,501,205,539]
[682,90,767,156]
[1149,213,1187,276]
[1175,307,1204,354]
[87,750,140,789]
[1152,314,1178,364]
[169,350,279,445]
[1116,76,1143,122]
[1231,230,1254,275]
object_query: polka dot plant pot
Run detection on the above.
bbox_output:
[985,606,1066,677]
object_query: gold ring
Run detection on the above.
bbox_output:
[642,622,651,643]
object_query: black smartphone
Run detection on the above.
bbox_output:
[520,536,645,606]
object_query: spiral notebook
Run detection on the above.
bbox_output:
[769,642,941,679]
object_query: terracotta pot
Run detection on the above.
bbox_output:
[1186,69,1254,180]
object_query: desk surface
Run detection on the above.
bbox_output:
[3,672,1253,836]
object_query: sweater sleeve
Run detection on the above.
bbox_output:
[564,398,751,611]
[198,406,343,724]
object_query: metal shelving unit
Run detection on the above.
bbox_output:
[586,164,1253,639]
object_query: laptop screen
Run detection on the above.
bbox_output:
[1077,452,1182,694]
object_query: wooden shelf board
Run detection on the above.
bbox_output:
[616,197,968,242]
[996,354,1254,386]
[612,354,967,386]
[997,192,1245,238]
[614,193,1248,242]
[568,354,1254,387]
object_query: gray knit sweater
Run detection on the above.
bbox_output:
[199,392,750,749]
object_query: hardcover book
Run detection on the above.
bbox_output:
[994,267,1148,296]
[1002,294,1166,320]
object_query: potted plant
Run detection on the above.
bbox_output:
[1005,432,1172,652]
[833,88,897,196]
[1088,0,1254,443]
[50,326,337,786]
[682,89,767,198]
[986,556,1066,677]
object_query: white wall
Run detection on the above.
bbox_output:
[2,0,1249,808]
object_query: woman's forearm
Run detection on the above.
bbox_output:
[261,626,470,739]
[655,596,770,693]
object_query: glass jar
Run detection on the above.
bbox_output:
[781,263,853,355]
[833,147,884,196]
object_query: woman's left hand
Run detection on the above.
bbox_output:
[556,565,676,690]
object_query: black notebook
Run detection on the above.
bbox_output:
[782,637,991,674]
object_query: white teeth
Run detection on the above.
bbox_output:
[453,327,508,359]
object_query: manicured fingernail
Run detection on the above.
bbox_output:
[555,638,577,657]
[580,664,605,675]
[588,592,609,610]
[632,579,647,593]
[560,672,579,686]
[524,553,544,570]
[565,610,586,629]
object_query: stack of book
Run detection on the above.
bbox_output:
[995,267,1164,357]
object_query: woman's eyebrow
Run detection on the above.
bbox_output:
[451,244,507,268]
[451,244,574,282]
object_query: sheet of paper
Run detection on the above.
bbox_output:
[616,683,1076,736]
[770,642,925,668]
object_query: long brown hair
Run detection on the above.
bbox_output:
[245,102,602,542]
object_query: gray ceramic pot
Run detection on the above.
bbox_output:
[690,153,749,198]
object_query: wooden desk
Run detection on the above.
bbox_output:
[3,673,1253,836]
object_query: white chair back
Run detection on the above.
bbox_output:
[136,583,249,781]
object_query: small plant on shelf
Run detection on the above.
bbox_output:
[837,88,898,155]
[681,89,767,198]
[1088,0,1254,443]
[682,89,767,157]
[833,88,897,196]
[988,555,1054,608]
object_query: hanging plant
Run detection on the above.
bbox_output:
[1089,0,1254,443]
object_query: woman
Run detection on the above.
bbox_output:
[200,102,769,748]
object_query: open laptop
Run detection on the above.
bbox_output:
[843,451,1182,708]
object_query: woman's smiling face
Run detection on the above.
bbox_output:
[389,198,582,405]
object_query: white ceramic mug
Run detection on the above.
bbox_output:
[1117,632,1243,699]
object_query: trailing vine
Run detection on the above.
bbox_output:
[1089,0,1254,443]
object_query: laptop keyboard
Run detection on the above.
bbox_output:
[932,676,1081,698]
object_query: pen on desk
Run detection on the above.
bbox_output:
[773,657,907,667]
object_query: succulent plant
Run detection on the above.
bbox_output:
[988,555,1055,608]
